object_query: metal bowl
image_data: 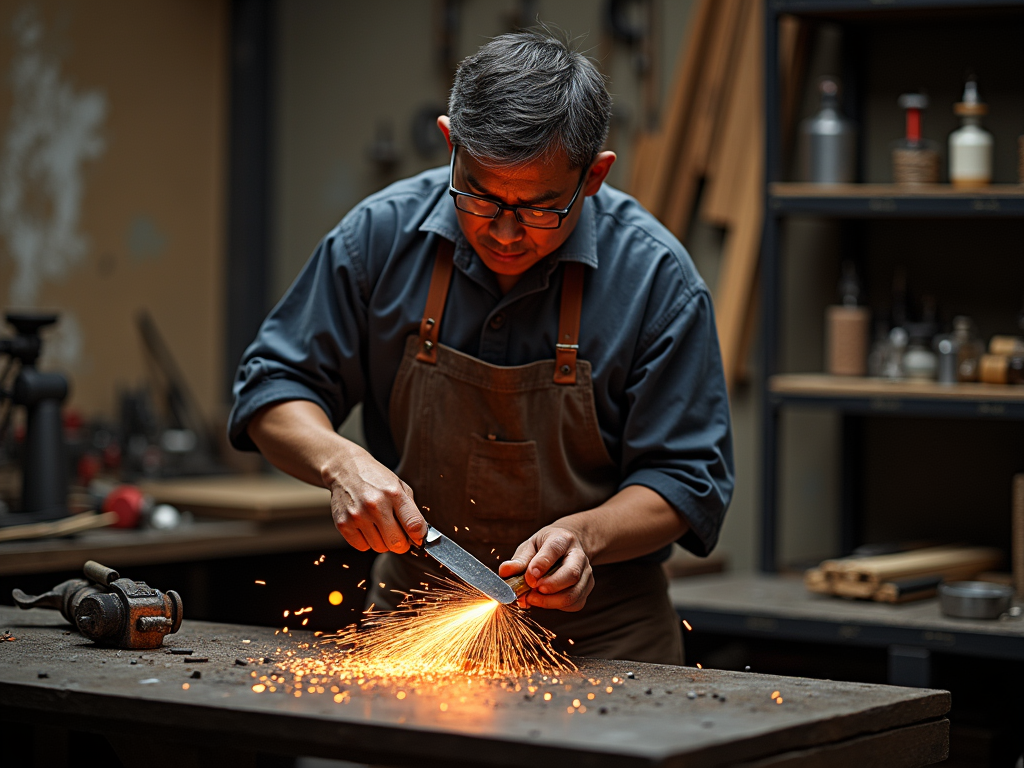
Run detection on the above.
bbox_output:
[938,581,1014,620]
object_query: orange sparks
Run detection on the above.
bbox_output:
[254,580,266,585]
[683,620,692,631]
[776,697,784,704]
[342,564,350,569]
[329,591,343,605]
[696,663,703,669]
[182,683,190,690]
[357,580,366,588]
[302,618,309,626]
[283,611,290,618]
[252,684,266,692]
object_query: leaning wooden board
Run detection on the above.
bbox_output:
[0,607,949,767]
[138,474,331,521]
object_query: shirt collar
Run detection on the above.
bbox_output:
[419,183,600,270]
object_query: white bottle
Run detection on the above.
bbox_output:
[949,78,993,188]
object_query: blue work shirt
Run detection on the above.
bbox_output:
[229,167,734,557]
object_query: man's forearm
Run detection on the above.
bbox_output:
[247,400,367,488]
[555,485,689,566]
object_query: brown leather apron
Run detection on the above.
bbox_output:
[367,239,683,665]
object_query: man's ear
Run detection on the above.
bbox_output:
[583,151,616,196]
[437,115,453,153]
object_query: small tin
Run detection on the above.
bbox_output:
[938,581,1013,620]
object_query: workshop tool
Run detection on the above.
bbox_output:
[799,76,856,184]
[939,581,1013,619]
[893,93,939,184]
[12,560,182,649]
[0,312,70,525]
[949,77,992,188]
[419,525,527,604]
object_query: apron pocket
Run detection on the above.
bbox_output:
[465,433,541,544]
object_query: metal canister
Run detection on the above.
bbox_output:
[800,77,856,184]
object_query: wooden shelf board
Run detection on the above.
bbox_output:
[771,183,1024,198]
[769,374,1024,403]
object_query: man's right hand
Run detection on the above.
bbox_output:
[322,449,427,553]
[247,400,427,554]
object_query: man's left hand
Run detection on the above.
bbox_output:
[498,525,593,612]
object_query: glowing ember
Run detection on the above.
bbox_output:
[328,591,344,605]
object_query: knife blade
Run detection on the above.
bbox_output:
[420,525,517,604]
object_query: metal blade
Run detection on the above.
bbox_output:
[420,526,516,604]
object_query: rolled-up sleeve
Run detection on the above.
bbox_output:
[228,215,371,452]
[618,285,734,557]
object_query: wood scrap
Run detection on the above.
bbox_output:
[806,546,1003,602]
[0,511,118,543]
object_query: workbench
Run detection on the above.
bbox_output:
[0,475,336,577]
[669,574,1024,688]
[1,606,949,767]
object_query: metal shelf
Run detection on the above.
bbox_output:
[769,374,1024,420]
[770,184,1024,217]
[771,0,1024,16]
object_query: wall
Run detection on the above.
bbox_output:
[0,0,226,422]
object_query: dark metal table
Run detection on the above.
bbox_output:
[0,606,949,767]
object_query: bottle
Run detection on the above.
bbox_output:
[800,77,856,184]
[949,78,993,188]
[952,316,983,382]
[825,262,869,376]
[893,94,939,184]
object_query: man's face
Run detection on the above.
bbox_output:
[451,147,588,282]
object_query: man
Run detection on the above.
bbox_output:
[229,30,733,664]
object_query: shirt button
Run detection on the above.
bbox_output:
[489,314,505,330]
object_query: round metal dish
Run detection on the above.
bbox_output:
[938,581,1013,620]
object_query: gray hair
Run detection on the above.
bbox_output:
[448,29,611,169]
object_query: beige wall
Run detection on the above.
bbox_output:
[0,0,227,423]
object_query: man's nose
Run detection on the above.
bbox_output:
[488,209,524,244]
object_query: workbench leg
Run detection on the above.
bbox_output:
[888,645,931,688]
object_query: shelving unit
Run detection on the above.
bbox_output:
[760,0,1024,571]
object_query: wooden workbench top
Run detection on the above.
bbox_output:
[0,606,949,767]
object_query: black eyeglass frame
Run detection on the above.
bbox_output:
[447,145,590,230]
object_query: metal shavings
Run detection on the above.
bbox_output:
[169,648,193,655]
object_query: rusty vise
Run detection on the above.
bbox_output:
[12,560,183,649]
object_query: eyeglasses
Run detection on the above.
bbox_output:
[448,145,588,230]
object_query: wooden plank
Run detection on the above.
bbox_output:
[0,607,952,768]
[736,719,948,768]
[631,0,717,211]
[662,0,746,237]
[769,374,1024,402]
[138,475,331,521]
[701,0,761,226]
[0,511,117,543]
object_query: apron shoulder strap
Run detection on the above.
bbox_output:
[416,238,455,364]
[554,261,585,385]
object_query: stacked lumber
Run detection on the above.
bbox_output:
[628,1,806,390]
[805,545,1004,604]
